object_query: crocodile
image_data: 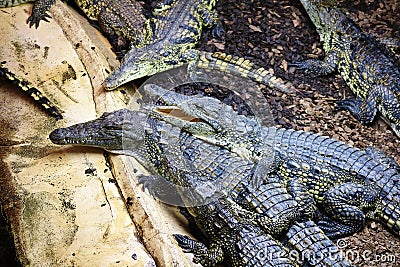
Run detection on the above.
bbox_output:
[102,0,220,89]
[141,84,400,239]
[0,0,152,47]
[138,121,352,267]
[0,63,63,119]
[49,108,298,266]
[291,0,400,138]
[102,0,294,93]
[49,107,352,266]
[2,0,295,93]
[171,197,297,267]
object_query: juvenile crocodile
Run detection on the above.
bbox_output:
[1,0,152,47]
[143,85,400,239]
[0,64,63,119]
[292,0,400,137]
[49,108,352,266]
[142,123,352,267]
[50,108,299,266]
[103,0,294,93]
[102,0,220,89]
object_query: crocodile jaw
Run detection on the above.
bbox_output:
[104,44,193,90]
[104,53,155,90]
[49,109,145,153]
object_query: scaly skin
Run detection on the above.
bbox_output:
[286,220,351,267]
[0,64,63,119]
[293,0,400,138]
[156,128,352,267]
[171,198,297,267]
[73,0,152,46]
[7,0,295,93]
[49,108,353,266]
[3,0,151,46]
[196,51,295,93]
[143,85,400,239]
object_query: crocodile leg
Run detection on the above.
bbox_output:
[335,85,387,124]
[234,180,301,236]
[197,2,224,39]
[291,50,339,75]
[137,174,185,205]
[98,11,128,38]
[287,177,317,218]
[377,37,400,54]
[27,0,55,28]
[318,182,379,238]
[173,234,224,267]
[335,98,376,123]
[96,0,151,47]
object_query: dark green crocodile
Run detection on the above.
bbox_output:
[143,84,400,239]
[49,107,352,266]
[0,0,152,47]
[292,0,400,138]
[0,63,63,119]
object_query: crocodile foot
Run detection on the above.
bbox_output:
[27,0,56,28]
[173,234,224,266]
[210,20,225,40]
[335,98,376,124]
[137,174,182,204]
[317,217,364,238]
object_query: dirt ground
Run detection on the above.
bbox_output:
[1,0,400,266]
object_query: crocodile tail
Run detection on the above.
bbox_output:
[0,66,63,119]
[377,175,400,237]
[286,220,354,267]
[197,51,296,93]
[0,0,33,8]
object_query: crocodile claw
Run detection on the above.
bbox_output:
[173,234,202,253]
[27,12,51,29]
[137,174,167,197]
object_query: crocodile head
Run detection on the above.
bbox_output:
[143,84,269,162]
[104,44,198,90]
[144,84,261,136]
[49,109,147,157]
